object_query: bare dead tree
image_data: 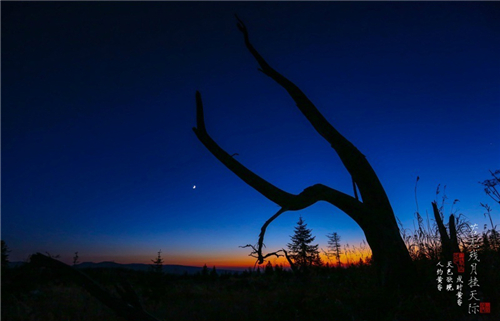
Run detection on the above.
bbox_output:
[239,243,284,270]
[193,16,418,292]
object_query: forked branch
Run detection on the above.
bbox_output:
[194,18,367,266]
[239,244,284,268]
[193,91,294,206]
[193,93,362,215]
[194,100,364,259]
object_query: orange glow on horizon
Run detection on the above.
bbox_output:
[74,248,372,269]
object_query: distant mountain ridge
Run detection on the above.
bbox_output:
[9,261,245,275]
[76,261,205,274]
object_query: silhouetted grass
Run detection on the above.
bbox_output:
[3,254,499,321]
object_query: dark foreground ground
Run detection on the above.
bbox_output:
[2,255,499,321]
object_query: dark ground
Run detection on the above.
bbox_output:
[2,254,499,321]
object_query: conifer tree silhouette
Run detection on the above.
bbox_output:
[287,216,322,271]
[326,232,342,267]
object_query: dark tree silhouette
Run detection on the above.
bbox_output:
[1,240,10,269]
[201,264,209,277]
[287,216,322,271]
[151,250,164,274]
[73,251,79,266]
[210,266,218,279]
[326,232,342,267]
[193,16,417,291]
[264,261,274,276]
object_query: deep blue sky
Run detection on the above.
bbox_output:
[2,2,499,266]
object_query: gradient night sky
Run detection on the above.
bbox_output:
[2,2,499,267]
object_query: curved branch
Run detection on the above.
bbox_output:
[282,248,297,273]
[194,92,362,214]
[235,16,390,207]
[194,92,365,260]
[235,16,354,157]
[194,97,365,263]
[255,207,287,264]
[252,185,363,264]
[194,91,295,206]
[239,244,284,265]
